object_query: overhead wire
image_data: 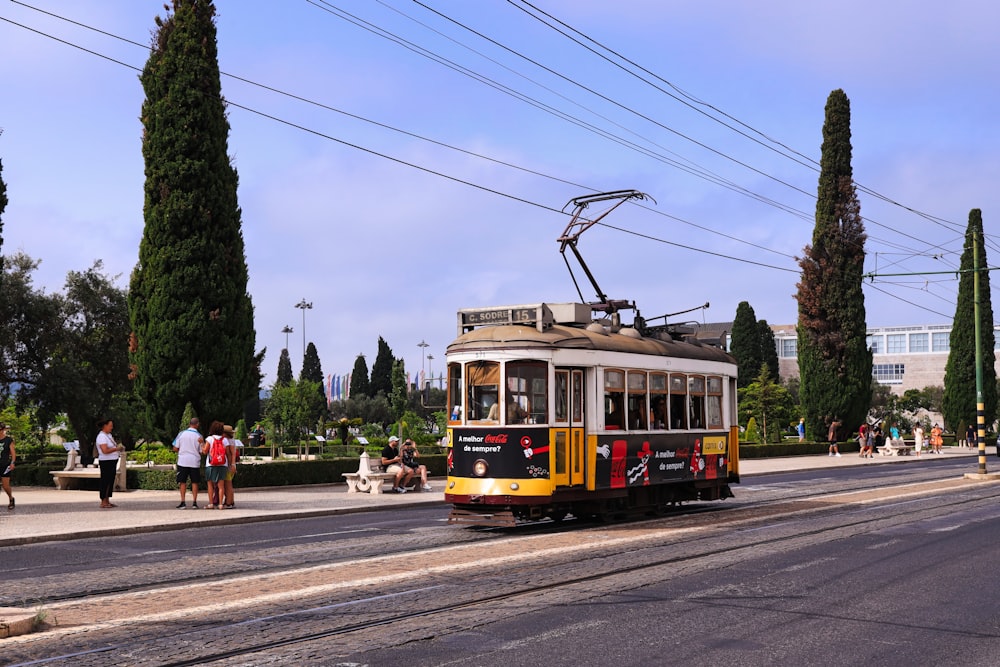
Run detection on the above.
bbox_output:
[0,6,794,273]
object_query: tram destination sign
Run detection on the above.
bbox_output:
[459,304,554,332]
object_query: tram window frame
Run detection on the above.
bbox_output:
[626,371,647,430]
[448,362,463,424]
[506,360,547,424]
[706,376,723,429]
[604,369,625,430]
[650,373,667,430]
[466,361,500,422]
[669,373,687,429]
[688,375,706,429]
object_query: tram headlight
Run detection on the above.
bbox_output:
[472,459,488,477]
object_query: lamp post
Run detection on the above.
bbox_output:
[281,325,293,350]
[418,340,429,377]
[294,299,313,363]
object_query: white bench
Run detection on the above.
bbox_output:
[342,451,428,494]
[880,440,914,457]
[50,449,127,491]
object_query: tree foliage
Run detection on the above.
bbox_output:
[0,158,7,278]
[390,359,408,420]
[129,0,257,439]
[730,301,761,389]
[795,89,872,440]
[942,209,997,434]
[33,262,132,453]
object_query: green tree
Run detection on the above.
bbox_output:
[265,379,322,456]
[0,253,64,404]
[390,359,408,420]
[738,365,795,444]
[795,89,872,441]
[129,0,257,439]
[731,301,761,388]
[276,348,293,386]
[349,354,370,398]
[370,337,394,397]
[758,320,779,384]
[943,209,997,435]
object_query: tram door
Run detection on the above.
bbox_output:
[552,369,586,487]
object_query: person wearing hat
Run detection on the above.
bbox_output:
[381,435,413,493]
[0,423,15,510]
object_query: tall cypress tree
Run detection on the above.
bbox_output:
[276,349,293,387]
[370,337,395,397]
[731,301,761,388]
[942,209,996,433]
[129,0,256,438]
[349,354,370,398]
[758,319,780,384]
[300,342,323,384]
[795,89,872,439]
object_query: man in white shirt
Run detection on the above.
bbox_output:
[173,417,204,509]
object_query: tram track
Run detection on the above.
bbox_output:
[0,461,976,610]
[6,471,999,666]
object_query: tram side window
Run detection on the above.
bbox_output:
[669,374,687,429]
[555,371,569,423]
[706,376,723,429]
[466,361,499,421]
[627,371,647,430]
[507,361,547,424]
[689,376,706,429]
[448,362,463,423]
[650,373,667,430]
[604,370,625,430]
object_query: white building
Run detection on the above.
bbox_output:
[768,323,1000,394]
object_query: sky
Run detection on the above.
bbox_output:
[2,0,998,387]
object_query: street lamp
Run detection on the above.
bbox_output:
[418,340,429,376]
[281,325,293,350]
[294,299,313,362]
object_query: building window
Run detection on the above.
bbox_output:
[780,338,797,358]
[867,335,884,354]
[909,333,928,353]
[873,363,905,384]
[932,332,949,352]
[886,334,906,354]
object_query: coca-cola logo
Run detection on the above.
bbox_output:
[484,433,509,444]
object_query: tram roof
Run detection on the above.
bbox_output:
[447,322,736,365]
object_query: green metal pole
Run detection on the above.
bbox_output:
[974,229,987,475]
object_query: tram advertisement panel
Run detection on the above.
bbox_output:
[452,428,550,479]
[595,433,728,489]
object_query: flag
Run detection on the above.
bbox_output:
[325,374,332,406]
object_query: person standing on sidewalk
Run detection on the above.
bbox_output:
[797,418,806,443]
[0,423,15,510]
[222,424,238,508]
[173,417,204,509]
[965,423,977,450]
[95,419,123,508]
[930,423,944,454]
[913,423,925,457]
[201,421,228,509]
[827,416,842,457]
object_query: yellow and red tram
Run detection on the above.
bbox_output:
[444,302,740,527]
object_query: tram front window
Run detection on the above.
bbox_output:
[466,361,500,421]
[506,361,547,424]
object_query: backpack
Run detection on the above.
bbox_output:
[207,436,227,466]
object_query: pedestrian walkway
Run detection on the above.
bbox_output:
[0,447,993,548]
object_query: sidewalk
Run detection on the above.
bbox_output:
[0,447,993,547]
